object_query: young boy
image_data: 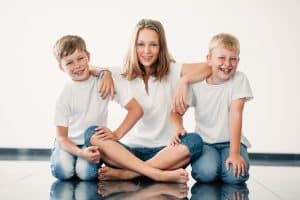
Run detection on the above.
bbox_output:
[171,33,253,184]
[51,35,143,180]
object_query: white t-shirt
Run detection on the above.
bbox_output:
[188,71,253,147]
[120,62,182,148]
[54,73,131,145]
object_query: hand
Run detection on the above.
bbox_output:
[82,146,101,163]
[225,153,247,177]
[172,78,188,115]
[170,128,187,146]
[92,126,118,141]
[98,70,116,100]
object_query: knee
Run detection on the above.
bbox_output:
[76,159,99,181]
[181,133,203,161]
[84,125,98,146]
[221,166,249,184]
[191,159,219,183]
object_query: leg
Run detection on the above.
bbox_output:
[76,146,102,181]
[220,143,250,184]
[84,126,188,183]
[50,141,76,180]
[99,133,203,180]
[191,144,220,183]
[146,133,203,169]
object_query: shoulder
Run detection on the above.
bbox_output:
[231,71,249,84]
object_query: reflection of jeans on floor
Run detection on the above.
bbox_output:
[191,143,250,184]
[50,141,101,180]
[191,182,249,200]
[50,180,103,200]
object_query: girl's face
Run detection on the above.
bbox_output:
[136,28,160,69]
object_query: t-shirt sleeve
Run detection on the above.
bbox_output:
[231,71,253,102]
[111,69,133,107]
[54,86,71,127]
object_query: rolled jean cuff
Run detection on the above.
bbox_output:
[84,125,98,147]
[180,133,203,161]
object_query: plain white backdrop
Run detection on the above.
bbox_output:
[0,0,299,153]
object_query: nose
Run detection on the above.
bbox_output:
[144,45,150,53]
[224,58,231,66]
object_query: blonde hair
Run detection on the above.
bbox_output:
[209,33,240,55]
[123,19,173,81]
[53,35,89,64]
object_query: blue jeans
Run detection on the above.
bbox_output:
[50,141,100,181]
[85,126,203,163]
[191,142,250,184]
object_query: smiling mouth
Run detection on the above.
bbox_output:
[219,66,232,74]
[73,69,85,76]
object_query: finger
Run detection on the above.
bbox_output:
[241,162,246,176]
[237,164,241,177]
[99,81,105,97]
[225,160,230,171]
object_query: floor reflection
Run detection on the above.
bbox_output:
[50,179,249,200]
[50,179,189,200]
[191,182,249,200]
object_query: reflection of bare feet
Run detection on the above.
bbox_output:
[97,181,140,197]
[157,168,189,183]
[98,167,138,181]
[150,183,188,199]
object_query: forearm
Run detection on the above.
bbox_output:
[229,100,244,155]
[56,126,83,157]
[114,99,143,139]
[170,111,185,131]
[181,63,211,84]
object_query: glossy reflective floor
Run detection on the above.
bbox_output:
[0,160,299,199]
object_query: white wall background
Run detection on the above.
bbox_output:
[0,0,299,153]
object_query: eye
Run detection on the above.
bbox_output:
[137,42,145,47]
[230,57,238,61]
[217,56,225,60]
[66,61,73,65]
[150,43,159,47]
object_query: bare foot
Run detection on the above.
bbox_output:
[156,168,189,183]
[98,167,138,181]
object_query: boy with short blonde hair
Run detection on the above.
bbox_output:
[172,33,253,184]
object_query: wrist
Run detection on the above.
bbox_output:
[76,149,83,157]
[98,69,112,79]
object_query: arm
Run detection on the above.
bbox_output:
[170,108,188,146]
[226,98,246,177]
[90,66,116,99]
[92,98,143,141]
[113,98,143,139]
[173,63,211,113]
[56,126,100,163]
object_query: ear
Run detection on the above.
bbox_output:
[86,51,90,62]
[59,64,65,72]
[206,54,212,66]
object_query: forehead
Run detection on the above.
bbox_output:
[61,49,87,60]
[137,28,159,41]
[211,46,238,56]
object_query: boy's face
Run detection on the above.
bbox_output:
[207,46,239,83]
[60,49,90,81]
